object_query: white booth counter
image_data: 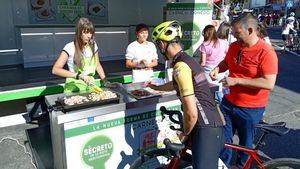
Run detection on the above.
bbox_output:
[45,85,181,169]
[18,25,129,68]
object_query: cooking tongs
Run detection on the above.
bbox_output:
[88,83,103,94]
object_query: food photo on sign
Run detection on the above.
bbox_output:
[87,0,106,17]
[30,0,55,21]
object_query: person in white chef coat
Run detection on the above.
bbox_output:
[125,23,158,83]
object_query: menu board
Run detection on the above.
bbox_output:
[28,0,108,24]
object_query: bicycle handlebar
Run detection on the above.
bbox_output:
[160,106,183,132]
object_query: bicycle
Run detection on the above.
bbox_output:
[130,106,300,169]
[289,30,299,51]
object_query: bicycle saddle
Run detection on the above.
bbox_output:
[255,121,290,136]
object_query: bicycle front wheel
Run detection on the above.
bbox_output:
[262,158,300,169]
[129,149,192,169]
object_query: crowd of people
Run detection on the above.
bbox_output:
[256,11,299,50]
[52,13,279,169]
[148,13,278,169]
[258,12,280,27]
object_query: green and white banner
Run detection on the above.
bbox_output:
[63,100,182,169]
[166,2,213,56]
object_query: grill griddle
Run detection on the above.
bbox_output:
[55,91,120,112]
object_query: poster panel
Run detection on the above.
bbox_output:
[28,0,108,24]
[64,100,182,169]
[166,2,213,56]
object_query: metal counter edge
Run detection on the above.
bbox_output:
[0,71,165,102]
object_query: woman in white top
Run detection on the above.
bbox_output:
[52,17,106,93]
[125,23,158,83]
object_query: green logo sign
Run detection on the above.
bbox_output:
[58,0,84,23]
[181,22,201,56]
[81,135,113,169]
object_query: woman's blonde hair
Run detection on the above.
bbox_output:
[74,17,95,69]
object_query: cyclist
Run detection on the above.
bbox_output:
[282,19,297,50]
[287,12,296,26]
[210,13,278,168]
[148,21,225,169]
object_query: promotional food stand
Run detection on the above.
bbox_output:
[45,84,181,169]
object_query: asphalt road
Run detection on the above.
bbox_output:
[0,27,299,169]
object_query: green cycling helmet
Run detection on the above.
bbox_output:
[152,20,182,43]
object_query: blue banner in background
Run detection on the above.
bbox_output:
[28,0,108,24]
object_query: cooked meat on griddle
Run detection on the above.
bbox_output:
[62,91,117,106]
[131,89,150,97]
[63,95,89,105]
[88,91,118,101]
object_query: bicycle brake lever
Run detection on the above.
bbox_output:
[160,106,167,112]
[160,106,166,122]
[170,125,182,131]
[161,113,165,122]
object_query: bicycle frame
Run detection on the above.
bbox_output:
[167,148,186,169]
[151,106,290,169]
[164,142,266,169]
[225,143,264,169]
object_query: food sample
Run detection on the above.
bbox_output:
[62,91,118,106]
[130,89,150,97]
[88,91,118,101]
[63,95,89,106]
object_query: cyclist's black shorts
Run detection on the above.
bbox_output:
[282,34,288,41]
[191,126,225,169]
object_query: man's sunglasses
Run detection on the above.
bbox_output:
[236,50,242,65]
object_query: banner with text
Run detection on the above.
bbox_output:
[63,100,182,169]
[166,2,213,56]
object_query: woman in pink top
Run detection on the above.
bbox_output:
[200,25,228,101]
[200,25,228,73]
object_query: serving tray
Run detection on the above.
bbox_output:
[127,88,160,100]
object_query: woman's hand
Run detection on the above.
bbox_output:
[140,59,149,68]
[80,75,95,85]
[210,67,219,81]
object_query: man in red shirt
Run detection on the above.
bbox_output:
[210,13,278,168]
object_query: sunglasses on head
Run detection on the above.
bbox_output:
[236,50,242,65]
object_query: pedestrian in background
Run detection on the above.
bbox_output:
[271,12,279,27]
[217,21,236,45]
[210,13,278,168]
[199,24,228,102]
[258,23,272,46]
